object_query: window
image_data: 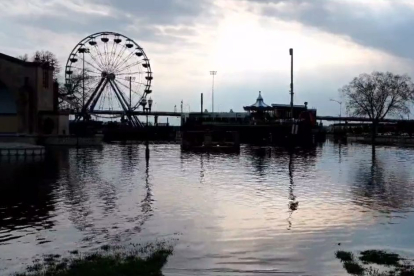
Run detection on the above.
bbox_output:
[43,69,49,88]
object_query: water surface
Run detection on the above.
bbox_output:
[1,142,414,275]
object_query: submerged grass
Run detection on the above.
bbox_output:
[336,251,355,262]
[359,250,401,266]
[335,249,414,276]
[14,242,173,276]
[342,261,365,275]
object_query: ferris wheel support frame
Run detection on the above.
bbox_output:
[75,76,142,127]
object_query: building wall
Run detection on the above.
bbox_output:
[35,66,54,111]
[0,53,57,135]
[58,114,69,135]
[0,116,18,133]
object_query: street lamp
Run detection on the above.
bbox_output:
[141,98,147,112]
[141,98,151,126]
[141,98,150,157]
[148,97,153,112]
[330,99,342,126]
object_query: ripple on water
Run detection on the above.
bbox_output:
[2,143,414,275]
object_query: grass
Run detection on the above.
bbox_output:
[335,249,414,276]
[342,261,365,275]
[14,242,173,276]
[336,251,355,262]
[359,250,401,266]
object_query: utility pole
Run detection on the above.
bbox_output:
[201,93,203,114]
[125,76,135,110]
[210,71,217,113]
[330,99,342,126]
[129,77,132,109]
[80,47,90,113]
[82,51,85,109]
[289,48,294,119]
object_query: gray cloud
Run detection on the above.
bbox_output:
[0,0,212,46]
[246,0,414,60]
[2,0,413,117]
[107,0,210,25]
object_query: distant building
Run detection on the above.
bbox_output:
[243,91,273,113]
[244,91,317,120]
[182,91,317,126]
[0,52,69,135]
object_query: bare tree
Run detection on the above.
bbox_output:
[340,72,414,142]
[17,54,28,61]
[32,50,61,80]
[58,72,96,111]
[58,75,83,110]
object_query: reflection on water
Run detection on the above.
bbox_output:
[288,151,297,230]
[351,148,414,213]
[2,142,414,275]
[0,151,64,243]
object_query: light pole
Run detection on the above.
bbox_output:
[141,98,152,126]
[289,48,294,119]
[83,51,85,109]
[141,98,147,112]
[210,71,217,113]
[125,76,136,110]
[186,104,191,113]
[141,97,152,159]
[330,99,342,126]
[148,97,153,126]
[78,47,90,112]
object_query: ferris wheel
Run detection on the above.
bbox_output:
[63,31,152,126]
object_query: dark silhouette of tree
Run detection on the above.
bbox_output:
[32,50,61,81]
[58,72,95,111]
[340,72,414,142]
[17,54,28,61]
[58,74,82,110]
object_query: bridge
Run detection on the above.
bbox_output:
[316,116,414,123]
[70,109,414,124]
[71,110,184,117]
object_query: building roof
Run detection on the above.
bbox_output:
[189,112,248,118]
[272,103,316,111]
[243,91,273,111]
[0,52,40,67]
[272,104,306,108]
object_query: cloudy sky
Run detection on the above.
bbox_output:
[1,0,414,116]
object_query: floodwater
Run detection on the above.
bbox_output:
[1,142,414,275]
